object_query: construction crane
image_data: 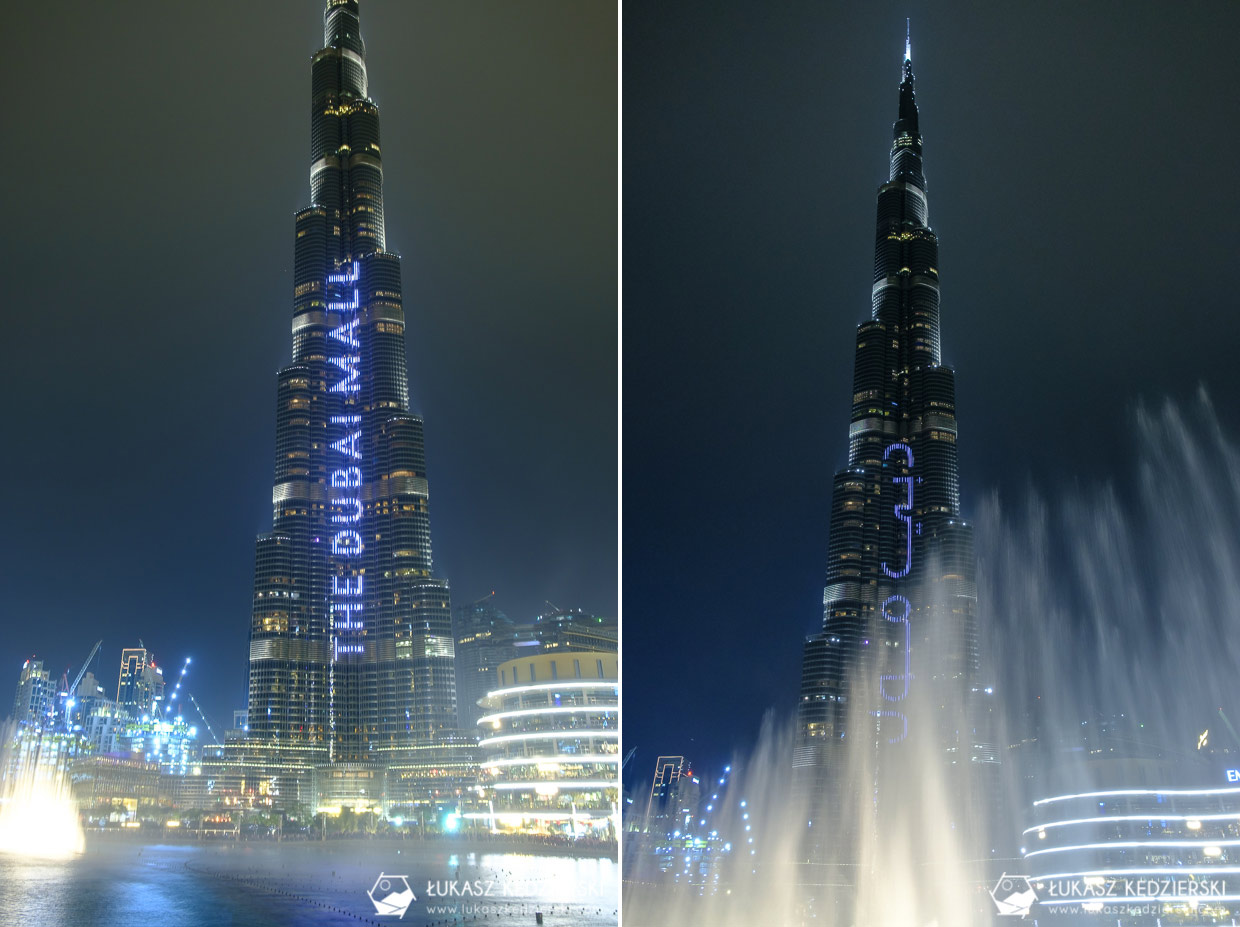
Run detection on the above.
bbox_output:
[58,639,103,728]
[68,640,103,698]
[164,656,192,718]
[187,692,221,745]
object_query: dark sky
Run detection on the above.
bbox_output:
[624,0,1240,778]
[1,2,616,734]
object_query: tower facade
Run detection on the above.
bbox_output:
[243,0,458,797]
[793,33,996,859]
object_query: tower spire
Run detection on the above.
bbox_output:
[894,21,920,148]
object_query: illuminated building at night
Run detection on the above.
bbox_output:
[649,755,687,808]
[70,671,109,725]
[115,647,164,717]
[454,602,619,736]
[222,0,465,813]
[80,700,128,755]
[792,28,997,860]
[1023,780,1240,923]
[624,760,740,895]
[520,607,618,654]
[468,652,619,836]
[11,658,54,730]
[121,716,201,777]
[70,754,161,821]
[638,755,700,836]
[453,594,516,732]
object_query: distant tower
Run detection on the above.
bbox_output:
[792,27,997,861]
[452,594,516,732]
[11,658,54,729]
[526,606,618,653]
[116,647,162,716]
[645,755,688,832]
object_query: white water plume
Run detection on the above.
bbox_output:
[979,388,1240,799]
[625,706,990,926]
[0,723,85,860]
[626,389,1240,925]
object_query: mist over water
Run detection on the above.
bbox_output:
[626,390,1240,924]
[980,388,1240,791]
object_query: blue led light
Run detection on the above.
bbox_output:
[332,576,363,596]
[332,530,363,555]
[332,498,362,524]
[326,261,360,284]
[331,466,362,488]
[327,290,359,312]
[875,441,915,745]
[880,594,911,702]
[325,262,367,762]
[329,430,361,459]
[881,443,914,579]
[329,355,360,393]
[874,709,908,744]
[328,317,359,349]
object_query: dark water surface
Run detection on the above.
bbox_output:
[0,837,617,926]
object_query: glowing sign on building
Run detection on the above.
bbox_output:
[877,442,914,744]
[327,261,363,759]
[881,443,914,580]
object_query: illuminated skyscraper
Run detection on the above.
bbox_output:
[452,594,516,732]
[11,658,54,730]
[116,647,164,717]
[237,0,461,810]
[644,755,690,834]
[792,29,997,860]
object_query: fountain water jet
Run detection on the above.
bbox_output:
[980,389,1240,803]
[624,706,992,926]
[0,722,85,860]
[627,390,1240,924]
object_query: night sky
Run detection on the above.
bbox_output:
[624,1,1240,778]
[1,2,615,734]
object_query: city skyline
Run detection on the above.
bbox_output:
[1,1,616,737]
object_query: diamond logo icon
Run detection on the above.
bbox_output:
[368,872,416,918]
[990,873,1037,917]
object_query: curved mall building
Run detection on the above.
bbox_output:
[1023,782,1240,922]
[469,652,618,836]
